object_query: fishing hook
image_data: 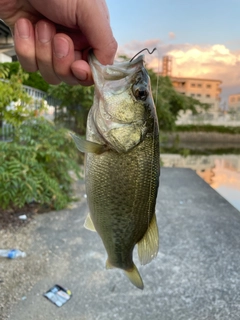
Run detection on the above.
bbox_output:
[130,48,157,62]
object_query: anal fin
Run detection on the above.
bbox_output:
[137,213,159,265]
[84,213,96,232]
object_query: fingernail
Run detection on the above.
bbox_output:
[78,71,88,81]
[53,37,69,58]
[36,22,52,43]
[16,19,30,39]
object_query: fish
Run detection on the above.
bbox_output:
[71,51,160,290]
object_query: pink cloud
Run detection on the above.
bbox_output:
[169,32,176,39]
[118,41,240,98]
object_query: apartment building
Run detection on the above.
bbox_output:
[160,56,222,113]
[171,77,222,112]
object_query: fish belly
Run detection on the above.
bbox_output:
[85,136,160,270]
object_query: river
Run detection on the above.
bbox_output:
[161,154,240,211]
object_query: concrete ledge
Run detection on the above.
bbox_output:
[9,168,240,320]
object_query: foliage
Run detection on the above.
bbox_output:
[0,117,81,210]
[0,63,81,211]
[48,83,94,134]
[148,71,210,131]
[175,124,240,134]
[0,65,37,130]
[24,71,49,92]
[0,61,49,92]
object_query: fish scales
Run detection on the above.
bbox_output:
[71,52,160,289]
[86,136,159,268]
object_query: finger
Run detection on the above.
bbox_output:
[53,33,81,85]
[76,0,117,65]
[35,20,60,85]
[71,59,94,86]
[14,18,38,72]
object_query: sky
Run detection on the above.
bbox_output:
[106,0,240,101]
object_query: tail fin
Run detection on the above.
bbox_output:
[124,264,144,290]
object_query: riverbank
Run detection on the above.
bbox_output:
[161,154,240,211]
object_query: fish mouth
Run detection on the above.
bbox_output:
[89,52,145,81]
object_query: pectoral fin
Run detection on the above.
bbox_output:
[137,213,159,265]
[70,133,106,154]
[84,213,96,232]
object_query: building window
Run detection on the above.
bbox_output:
[197,84,202,88]
[206,94,211,98]
[206,84,212,89]
[191,83,196,87]
[191,93,195,97]
[197,94,201,97]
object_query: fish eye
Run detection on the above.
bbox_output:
[133,87,149,101]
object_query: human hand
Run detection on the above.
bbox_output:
[0,0,117,85]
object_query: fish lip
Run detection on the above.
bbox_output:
[89,52,145,81]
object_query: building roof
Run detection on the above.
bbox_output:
[171,76,222,84]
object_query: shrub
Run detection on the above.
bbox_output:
[0,117,81,210]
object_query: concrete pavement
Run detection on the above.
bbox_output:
[7,168,240,320]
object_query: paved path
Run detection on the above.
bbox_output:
[8,168,240,320]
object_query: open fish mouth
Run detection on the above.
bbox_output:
[89,53,146,81]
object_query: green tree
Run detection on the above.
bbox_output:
[0,61,49,92]
[48,83,94,134]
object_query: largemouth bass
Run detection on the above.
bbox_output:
[71,52,160,290]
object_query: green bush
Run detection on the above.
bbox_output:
[175,124,240,134]
[0,117,81,210]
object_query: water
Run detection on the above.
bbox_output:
[161,154,240,211]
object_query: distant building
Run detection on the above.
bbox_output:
[171,77,222,112]
[228,94,240,111]
[160,55,222,113]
